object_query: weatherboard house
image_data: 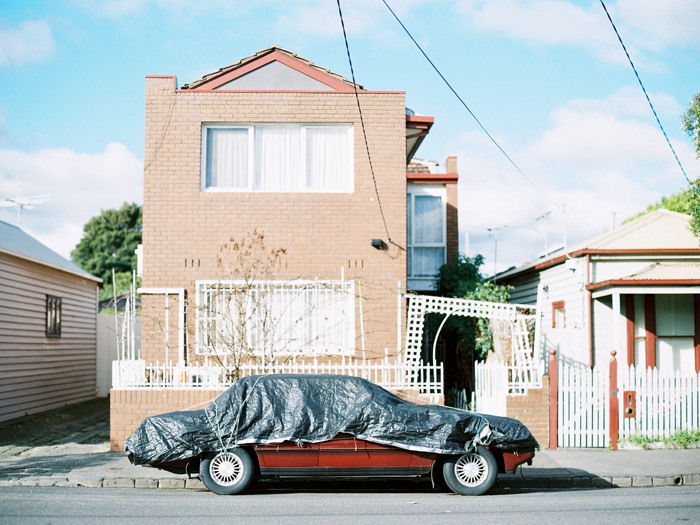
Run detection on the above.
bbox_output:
[497,209,700,374]
[0,220,100,424]
[110,46,459,448]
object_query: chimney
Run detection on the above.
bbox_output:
[446,156,458,174]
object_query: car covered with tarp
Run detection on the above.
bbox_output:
[126,374,538,495]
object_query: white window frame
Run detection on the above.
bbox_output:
[201,124,354,193]
[407,184,447,288]
[195,279,356,357]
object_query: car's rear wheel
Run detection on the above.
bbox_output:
[442,446,497,495]
[200,448,255,495]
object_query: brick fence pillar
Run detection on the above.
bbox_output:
[548,349,558,450]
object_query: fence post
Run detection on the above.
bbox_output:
[609,350,619,450]
[548,349,558,450]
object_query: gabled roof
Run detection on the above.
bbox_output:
[0,220,100,282]
[182,46,364,92]
[498,209,700,280]
[585,209,697,250]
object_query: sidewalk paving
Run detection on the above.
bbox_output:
[1,397,699,492]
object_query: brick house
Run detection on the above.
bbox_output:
[110,47,459,448]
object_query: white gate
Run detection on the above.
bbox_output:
[557,360,609,447]
[619,365,700,442]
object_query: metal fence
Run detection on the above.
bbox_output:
[112,355,443,403]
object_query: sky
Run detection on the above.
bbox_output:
[0,0,698,276]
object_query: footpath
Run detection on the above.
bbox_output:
[1,398,699,492]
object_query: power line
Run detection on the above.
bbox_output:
[336,0,393,244]
[382,0,560,208]
[599,0,690,185]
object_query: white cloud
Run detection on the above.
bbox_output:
[0,143,143,259]
[458,88,700,275]
[0,20,55,67]
[454,0,700,65]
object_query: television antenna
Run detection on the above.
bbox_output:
[0,194,50,226]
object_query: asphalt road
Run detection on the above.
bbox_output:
[1,485,699,525]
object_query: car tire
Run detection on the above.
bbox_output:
[200,448,255,495]
[442,446,498,496]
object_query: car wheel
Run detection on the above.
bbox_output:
[442,446,498,496]
[200,449,255,495]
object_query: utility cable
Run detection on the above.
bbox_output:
[336,0,393,244]
[599,0,690,184]
[382,0,560,208]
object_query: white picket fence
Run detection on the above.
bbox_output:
[472,360,543,415]
[473,358,700,447]
[112,355,444,402]
[619,365,700,442]
[558,362,609,447]
[558,361,700,447]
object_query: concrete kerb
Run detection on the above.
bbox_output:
[1,469,699,491]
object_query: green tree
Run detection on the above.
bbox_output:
[682,93,700,238]
[682,93,700,157]
[71,202,142,299]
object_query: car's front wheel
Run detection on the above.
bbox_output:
[442,446,497,495]
[200,448,255,495]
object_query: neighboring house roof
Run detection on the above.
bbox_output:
[407,161,431,174]
[498,209,700,280]
[585,209,697,251]
[0,220,100,282]
[182,46,364,92]
[587,262,700,293]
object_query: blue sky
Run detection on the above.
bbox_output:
[0,0,698,275]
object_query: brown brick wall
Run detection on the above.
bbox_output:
[110,388,225,451]
[505,375,549,448]
[446,182,459,264]
[142,77,407,363]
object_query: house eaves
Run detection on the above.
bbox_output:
[406,114,434,163]
[0,220,101,283]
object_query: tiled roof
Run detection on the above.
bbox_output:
[0,220,100,282]
[182,46,363,91]
[407,161,431,174]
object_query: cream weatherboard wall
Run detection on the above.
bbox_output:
[0,251,99,423]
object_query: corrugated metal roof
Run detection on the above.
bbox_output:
[618,261,700,281]
[585,209,697,250]
[0,220,100,282]
[497,209,700,280]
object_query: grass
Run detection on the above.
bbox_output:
[622,429,700,449]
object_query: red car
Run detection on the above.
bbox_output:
[126,375,538,496]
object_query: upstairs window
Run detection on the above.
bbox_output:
[202,124,353,193]
[407,185,446,281]
[46,295,62,337]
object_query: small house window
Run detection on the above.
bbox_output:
[552,300,565,329]
[46,295,62,337]
[407,184,446,280]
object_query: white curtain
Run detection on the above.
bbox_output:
[255,126,302,191]
[306,126,352,191]
[206,128,248,188]
[411,194,445,277]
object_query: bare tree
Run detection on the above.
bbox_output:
[196,230,354,381]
